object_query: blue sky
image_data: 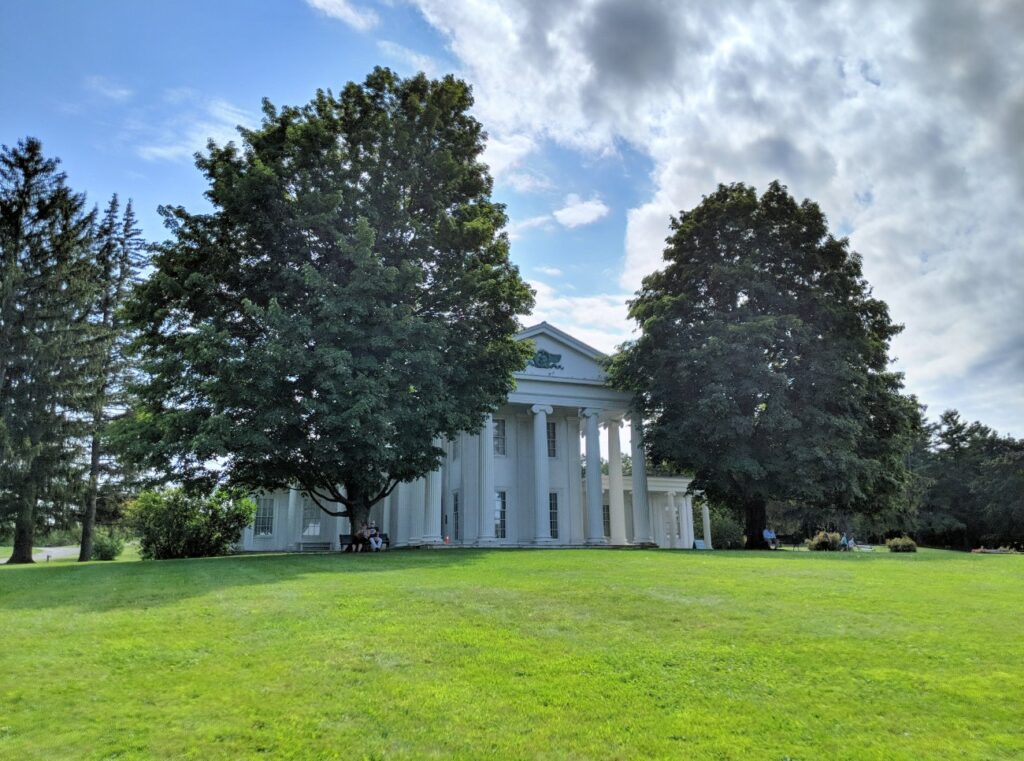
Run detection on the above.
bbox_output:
[2,0,1022,436]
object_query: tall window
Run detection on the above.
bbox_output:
[493,418,507,455]
[254,497,274,536]
[546,421,557,458]
[452,492,460,541]
[549,492,559,539]
[602,504,611,539]
[302,498,321,536]
[495,490,507,539]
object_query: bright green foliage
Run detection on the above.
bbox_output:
[887,535,918,552]
[609,182,920,547]
[915,409,1024,549]
[1,550,1022,758]
[1,138,100,563]
[90,529,124,561]
[807,530,842,551]
[127,488,255,560]
[120,68,533,528]
[708,505,744,548]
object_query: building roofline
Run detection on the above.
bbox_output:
[516,321,608,360]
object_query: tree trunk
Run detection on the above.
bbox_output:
[743,498,770,550]
[7,482,37,564]
[78,425,102,562]
[345,482,371,534]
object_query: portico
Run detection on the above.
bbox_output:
[238,322,711,551]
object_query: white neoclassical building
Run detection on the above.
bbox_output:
[240,323,712,551]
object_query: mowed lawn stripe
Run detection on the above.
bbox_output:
[1,549,1021,759]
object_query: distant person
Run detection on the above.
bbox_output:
[354,524,371,552]
[840,533,850,550]
[369,524,383,552]
[762,527,780,549]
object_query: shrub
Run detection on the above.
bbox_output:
[39,527,81,546]
[92,531,124,561]
[710,507,744,549]
[886,535,918,553]
[806,531,841,551]
[127,488,256,560]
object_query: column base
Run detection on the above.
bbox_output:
[533,537,556,547]
[476,537,499,547]
[421,534,443,545]
[586,538,609,546]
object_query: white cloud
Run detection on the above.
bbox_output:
[377,40,439,77]
[305,0,378,31]
[536,266,563,276]
[84,75,132,101]
[136,95,253,162]
[501,171,553,193]
[483,133,536,179]
[409,0,1024,435]
[553,193,610,228]
[506,214,552,240]
[527,279,632,354]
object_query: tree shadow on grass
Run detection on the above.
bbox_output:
[0,548,487,614]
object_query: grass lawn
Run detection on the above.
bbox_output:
[1,549,1021,759]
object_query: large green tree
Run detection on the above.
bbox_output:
[608,182,919,548]
[120,68,534,530]
[1,138,99,563]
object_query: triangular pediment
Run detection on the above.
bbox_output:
[515,322,607,383]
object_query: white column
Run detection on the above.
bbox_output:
[605,417,627,545]
[701,500,713,549]
[582,408,605,544]
[287,487,300,550]
[531,405,554,544]
[424,463,443,545]
[682,494,695,549]
[666,491,679,549]
[629,416,652,545]
[478,413,496,544]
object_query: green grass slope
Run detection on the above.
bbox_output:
[1,549,1021,760]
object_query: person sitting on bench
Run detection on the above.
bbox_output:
[762,527,780,549]
[368,524,384,552]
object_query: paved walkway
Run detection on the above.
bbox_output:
[32,545,80,562]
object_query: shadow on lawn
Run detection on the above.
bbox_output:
[0,548,485,613]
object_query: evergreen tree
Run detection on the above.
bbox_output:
[119,69,534,530]
[608,182,918,548]
[916,410,1024,549]
[1,138,99,563]
[78,195,145,561]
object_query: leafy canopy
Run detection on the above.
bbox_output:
[608,182,919,545]
[121,68,534,525]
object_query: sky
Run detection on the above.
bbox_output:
[2,0,1022,436]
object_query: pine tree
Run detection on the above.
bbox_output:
[1,138,99,563]
[78,196,144,561]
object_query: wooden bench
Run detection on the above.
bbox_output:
[299,541,332,552]
[339,533,391,551]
